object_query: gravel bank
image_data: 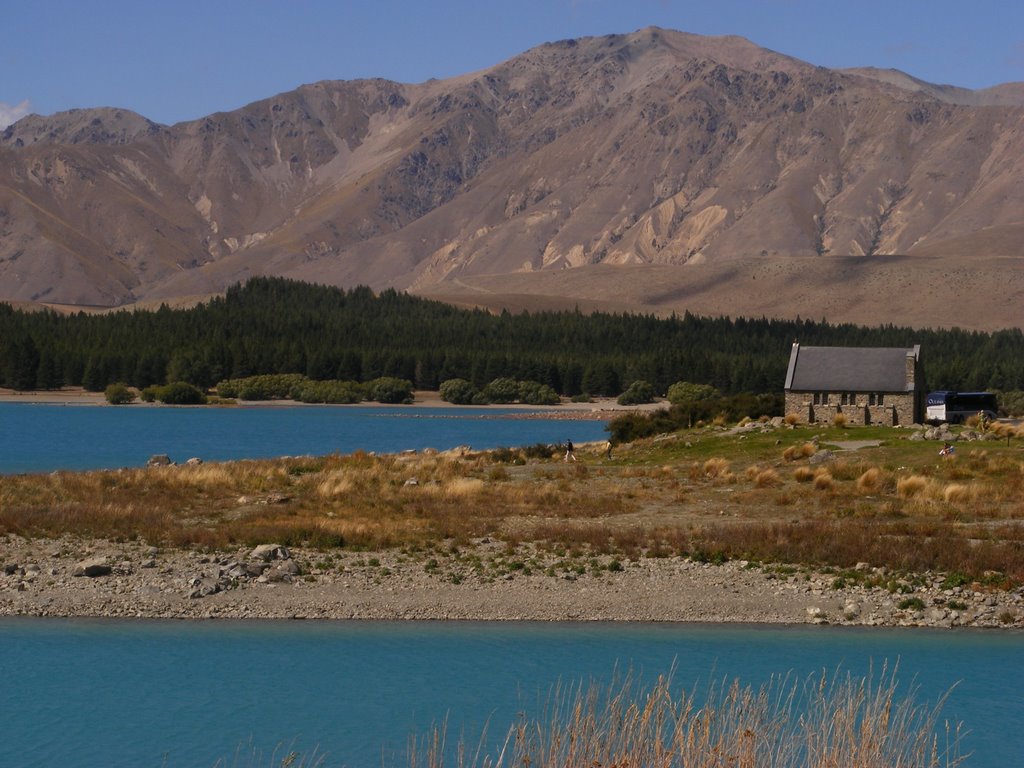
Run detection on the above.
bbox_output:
[2,536,1021,628]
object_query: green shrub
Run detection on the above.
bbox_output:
[667,381,720,406]
[518,380,560,405]
[140,385,160,403]
[104,382,135,405]
[617,380,655,405]
[157,381,208,405]
[292,380,364,404]
[897,597,926,611]
[439,378,478,405]
[367,377,413,404]
[216,373,307,400]
[482,377,520,404]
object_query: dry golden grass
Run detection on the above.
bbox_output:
[897,475,932,499]
[703,457,730,477]
[3,422,1024,584]
[813,468,834,491]
[794,466,815,483]
[943,483,973,504]
[856,467,884,493]
[833,412,848,428]
[411,667,962,768]
[784,412,800,425]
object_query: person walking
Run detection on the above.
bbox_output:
[564,438,576,462]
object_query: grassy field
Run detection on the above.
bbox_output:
[2,421,1022,587]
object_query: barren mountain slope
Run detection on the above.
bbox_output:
[1,27,1022,328]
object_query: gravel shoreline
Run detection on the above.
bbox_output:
[3,536,1022,628]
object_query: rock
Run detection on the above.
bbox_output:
[3,563,19,575]
[147,454,172,467]
[249,544,291,562]
[73,558,112,578]
[843,602,861,618]
[187,577,222,599]
[404,478,419,486]
[808,450,834,465]
[184,457,203,466]
[265,492,291,504]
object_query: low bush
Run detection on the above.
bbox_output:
[617,380,655,406]
[439,378,478,405]
[157,381,208,405]
[366,377,413,404]
[104,382,135,405]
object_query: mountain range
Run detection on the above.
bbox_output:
[2,27,1021,330]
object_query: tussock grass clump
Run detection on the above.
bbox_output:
[410,667,962,768]
[755,468,781,487]
[897,475,932,499]
[833,412,848,428]
[943,484,973,504]
[813,468,834,491]
[794,466,815,483]
[856,467,884,494]
[781,443,817,462]
[784,412,800,425]
[703,457,730,478]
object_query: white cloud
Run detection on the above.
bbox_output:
[0,99,31,129]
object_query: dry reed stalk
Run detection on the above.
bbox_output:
[410,666,962,768]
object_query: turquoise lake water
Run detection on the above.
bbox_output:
[0,403,609,474]
[3,404,1022,766]
[1,619,1021,767]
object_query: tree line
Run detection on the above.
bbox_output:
[1,276,1022,396]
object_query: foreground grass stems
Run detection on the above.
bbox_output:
[408,667,963,768]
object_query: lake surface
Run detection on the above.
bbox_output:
[0,403,609,474]
[1,618,1020,768]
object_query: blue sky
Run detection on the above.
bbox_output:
[2,0,1022,127]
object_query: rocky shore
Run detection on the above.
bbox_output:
[2,536,1021,628]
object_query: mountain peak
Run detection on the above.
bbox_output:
[0,107,165,148]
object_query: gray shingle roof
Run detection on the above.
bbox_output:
[785,345,919,392]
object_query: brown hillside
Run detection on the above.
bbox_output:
[1,28,1021,329]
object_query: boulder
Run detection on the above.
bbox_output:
[187,577,223,599]
[185,457,203,466]
[808,450,834,465]
[73,558,112,577]
[147,454,172,467]
[249,544,291,562]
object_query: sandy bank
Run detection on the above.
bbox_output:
[0,387,661,418]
